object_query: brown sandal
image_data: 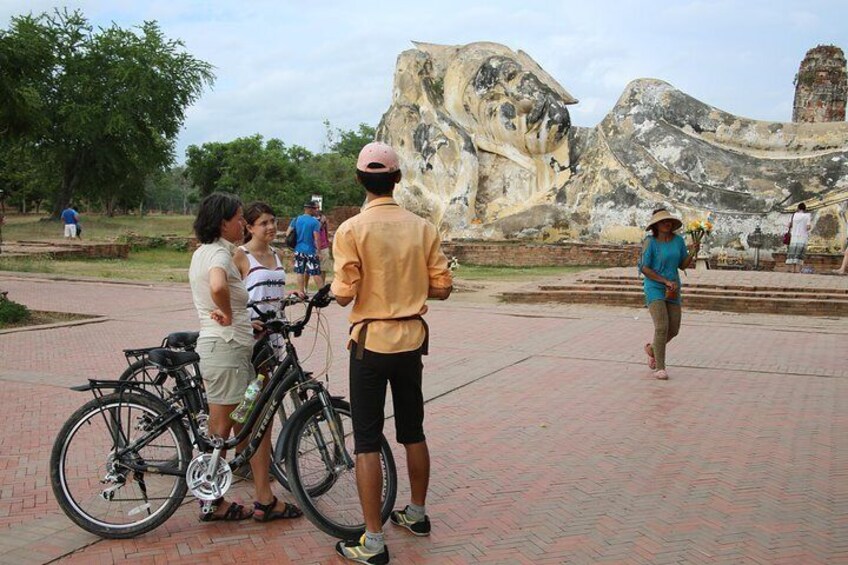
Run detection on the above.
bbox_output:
[644,343,656,370]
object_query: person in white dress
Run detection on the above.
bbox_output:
[785,203,812,273]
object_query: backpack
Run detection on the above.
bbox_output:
[285,218,297,250]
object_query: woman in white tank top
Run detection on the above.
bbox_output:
[234,202,299,364]
[231,201,304,520]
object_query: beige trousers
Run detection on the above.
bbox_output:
[648,301,682,370]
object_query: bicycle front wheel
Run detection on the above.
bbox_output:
[269,387,305,491]
[50,392,191,538]
[284,397,397,539]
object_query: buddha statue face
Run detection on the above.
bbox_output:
[462,55,572,156]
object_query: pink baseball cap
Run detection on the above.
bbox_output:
[356,142,400,173]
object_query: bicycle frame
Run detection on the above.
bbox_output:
[218,337,322,468]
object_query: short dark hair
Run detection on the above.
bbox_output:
[193,192,243,244]
[243,201,276,243]
[798,202,807,211]
[356,170,401,196]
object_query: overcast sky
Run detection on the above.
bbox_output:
[3,1,846,161]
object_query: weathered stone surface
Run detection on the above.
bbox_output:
[566,78,848,249]
[379,41,848,251]
[378,42,575,237]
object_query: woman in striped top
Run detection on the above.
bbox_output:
[234,202,290,330]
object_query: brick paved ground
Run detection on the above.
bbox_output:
[1,270,847,564]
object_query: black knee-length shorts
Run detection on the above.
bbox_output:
[349,347,425,454]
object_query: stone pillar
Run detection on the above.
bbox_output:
[792,45,847,123]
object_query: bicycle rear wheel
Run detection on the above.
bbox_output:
[119,358,169,397]
[50,392,191,539]
[283,397,397,539]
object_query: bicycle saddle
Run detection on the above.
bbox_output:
[148,348,200,369]
[165,331,200,349]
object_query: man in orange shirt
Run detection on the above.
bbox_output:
[332,142,452,564]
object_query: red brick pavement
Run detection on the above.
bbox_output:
[1,272,847,564]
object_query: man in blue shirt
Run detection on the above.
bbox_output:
[287,201,324,293]
[61,204,80,239]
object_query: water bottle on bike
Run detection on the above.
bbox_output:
[230,374,266,423]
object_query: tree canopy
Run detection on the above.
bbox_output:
[0,9,378,218]
[184,123,376,218]
[0,10,214,215]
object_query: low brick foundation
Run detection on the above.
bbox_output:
[441,241,640,267]
[501,272,848,317]
[771,252,843,272]
[7,241,130,259]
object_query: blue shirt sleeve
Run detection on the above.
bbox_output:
[641,237,655,271]
[678,235,689,266]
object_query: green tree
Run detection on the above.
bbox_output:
[323,121,375,157]
[185,135,322,217]
[0,144,52,213]
[185,142,226,197]
[0,13,53,138]
[0,10,214,216]
[184,123,376,216]
[308,152,361,208]
[142,166,197,214]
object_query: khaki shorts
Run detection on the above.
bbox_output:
[319,248,332,272]
[196,336,255,405]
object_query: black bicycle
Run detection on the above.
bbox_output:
[116,298,299,455]
[50,286,397,539]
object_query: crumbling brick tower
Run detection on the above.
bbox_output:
[792,45,847,123]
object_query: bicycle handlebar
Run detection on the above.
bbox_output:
[257,285,334,337]
[247,294,305,322]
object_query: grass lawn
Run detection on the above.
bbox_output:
[0,309,95,329]
[0,248,194,283]
[453,264,590,281]
[2,213,194,241]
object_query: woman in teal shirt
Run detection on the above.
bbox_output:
[640,209,698,380]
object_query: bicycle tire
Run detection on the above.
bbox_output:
[50,392,191,539]
[118,358,169,396]
[283,397,397,539]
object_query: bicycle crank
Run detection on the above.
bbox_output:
[186,453,232,502]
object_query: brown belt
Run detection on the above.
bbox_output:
[350,315,429,360]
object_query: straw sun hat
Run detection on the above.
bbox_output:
[645,208,683,232]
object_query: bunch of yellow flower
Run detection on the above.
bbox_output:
[685,218,713,243]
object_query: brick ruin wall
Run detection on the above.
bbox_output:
[793,45,847,123]
[440,241,640,268]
